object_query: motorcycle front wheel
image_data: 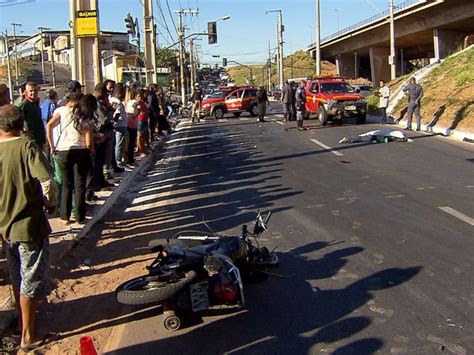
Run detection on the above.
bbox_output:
[115,270,197,305]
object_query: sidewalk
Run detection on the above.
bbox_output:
[366,114,474,143]
[0,134,170,339]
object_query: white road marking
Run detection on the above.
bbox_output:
[218,119,228,123]
[438,207,474,226]
[275,120,285,126]
[310,138,344,156]
[239,117,249,121]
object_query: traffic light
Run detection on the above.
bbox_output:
[222,58,227,67]
[208,21,217,44]
[125,13,135,37]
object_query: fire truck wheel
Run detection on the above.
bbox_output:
[318,106,328,126]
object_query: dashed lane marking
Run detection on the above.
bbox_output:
[275,120,285,126]
[310,138,344,157]
[218,119,228,123]
[239,117,250,121]
[438,206,474,226]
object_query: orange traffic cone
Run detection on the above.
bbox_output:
[80,336,98,355]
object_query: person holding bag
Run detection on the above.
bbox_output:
[46,94,96,225]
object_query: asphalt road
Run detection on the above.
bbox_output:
[105,108,474,354]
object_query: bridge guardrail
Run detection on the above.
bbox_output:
[310,0,426,47]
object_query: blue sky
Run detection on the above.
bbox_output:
[1,0,401,64]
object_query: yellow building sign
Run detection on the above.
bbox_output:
[76,10,98,36]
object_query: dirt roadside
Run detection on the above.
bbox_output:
[0,124,188,354]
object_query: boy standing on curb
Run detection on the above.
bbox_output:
[0,105,56,352]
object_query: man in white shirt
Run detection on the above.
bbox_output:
[378,80,390,124]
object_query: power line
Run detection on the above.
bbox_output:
[154,0,175,43]
[165,0,178,34]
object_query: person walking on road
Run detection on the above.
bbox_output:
[377,80,390,124]
[0,104,56,352]
[281,81,294,122]
[403,77,423,131]
[191,83,203,123]
[295,80,307,131]
[256,85,269,123]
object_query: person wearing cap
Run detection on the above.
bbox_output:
[191,83,203,123]
[58,80,83,107]
[18,82,46,149]
[0,84,11,106]
[256,85,269,123]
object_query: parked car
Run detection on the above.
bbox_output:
[304,77,368,125]
[200,87,258,119]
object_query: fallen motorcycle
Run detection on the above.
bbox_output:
[115,211,277,330]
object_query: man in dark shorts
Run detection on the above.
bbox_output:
[0,105,56,351]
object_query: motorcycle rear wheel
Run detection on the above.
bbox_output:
[116,270,197,305]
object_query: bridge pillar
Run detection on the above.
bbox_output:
[369,46,390,85]
[335,53,355,79]
[433,29,466,61]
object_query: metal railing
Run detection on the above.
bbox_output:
[309,0,426,47]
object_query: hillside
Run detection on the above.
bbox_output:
[227,50,337,86]
[389,46,474,133]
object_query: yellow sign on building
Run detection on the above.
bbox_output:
[76,10,98,36]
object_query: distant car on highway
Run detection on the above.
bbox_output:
[352,84,374,97]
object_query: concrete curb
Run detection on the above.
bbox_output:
[367,114,474,143]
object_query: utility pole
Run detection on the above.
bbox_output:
[38,27,50,83]
[175,8,199,105]
[2,31,13,101]
[189,38,195,88]
[267,40,271,91]
[69,0,77,80]
[389,0,396,80]
[265,10,284,88]
[277,11,284,89]
[142,0,157,85]
[75,0,102,93]
[11,23,21,86]
[315,0,321,76]
[49,34,56,88]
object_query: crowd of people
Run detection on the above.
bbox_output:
[0,79,173,352]
[20,79,172,224]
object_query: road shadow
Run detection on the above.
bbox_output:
[107,239,421,354]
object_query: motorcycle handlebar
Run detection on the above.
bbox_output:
[264,211,272,224]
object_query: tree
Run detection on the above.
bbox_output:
[156,47,178,71]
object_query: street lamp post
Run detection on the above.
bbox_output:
[334,8,341,32]
[265,9,284,89]
[389,0,396,80]
[315,0,321,76]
